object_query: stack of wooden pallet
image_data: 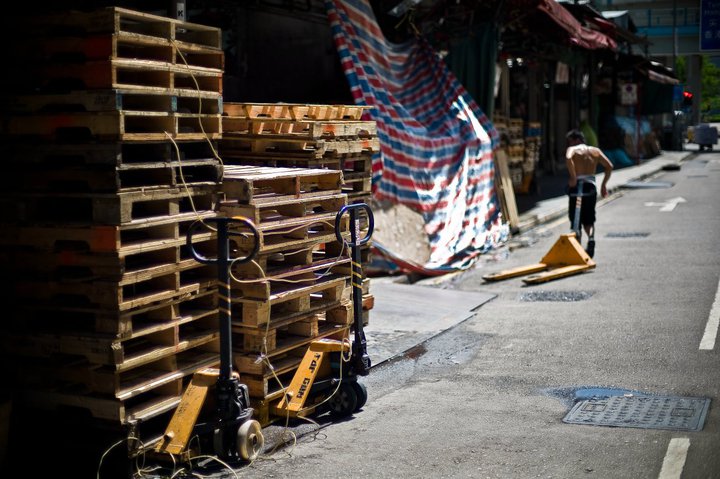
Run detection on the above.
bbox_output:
[216,165,356,424]
[0,7,225,440]
[219,102,377,337]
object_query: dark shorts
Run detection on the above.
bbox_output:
[568,182,597,227]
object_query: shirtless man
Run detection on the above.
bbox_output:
[565,129,613,257]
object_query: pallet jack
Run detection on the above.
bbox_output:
[272,203,374,419]
[154,216,265,462]
[483,179,595,285]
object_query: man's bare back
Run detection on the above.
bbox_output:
[566,139,613,197]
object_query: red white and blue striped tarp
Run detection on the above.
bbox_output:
[326,0,508,271]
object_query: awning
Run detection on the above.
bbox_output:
[616,53,679,85]
[536,0,617,50]
[643,65,680,85]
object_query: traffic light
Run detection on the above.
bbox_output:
[683,91,694,107]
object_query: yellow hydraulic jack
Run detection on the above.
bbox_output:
[482,233,595,284]
[154,217,264,462]
[273,203,374,419]
[483,179,595,284]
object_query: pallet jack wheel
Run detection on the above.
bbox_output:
[237,419,264,461]
[328,382,358,417]
[351,381,368,411]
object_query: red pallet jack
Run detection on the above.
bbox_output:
[154,216,265,462]
[483,179,595,284]
[272,203,374,419]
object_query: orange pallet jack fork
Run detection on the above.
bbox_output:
[482,233,595,284]
[273,203,373,419]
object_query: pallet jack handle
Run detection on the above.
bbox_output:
[335,203,374,376]
[186,216,259,383]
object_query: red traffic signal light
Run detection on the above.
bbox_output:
[683,91,693,106]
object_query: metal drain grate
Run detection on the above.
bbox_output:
[519,291,593,302]
[563,395,711,431]
[606,232,650,238]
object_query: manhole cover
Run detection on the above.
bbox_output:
[563,395,711,431]
[519,291,593,302]
[606,232,650,238]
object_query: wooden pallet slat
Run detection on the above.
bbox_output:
[222,117,376,140]
[221,165,343,205]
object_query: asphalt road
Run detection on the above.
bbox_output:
[210,150,720,479]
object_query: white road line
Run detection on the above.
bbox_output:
[658,438,690,479]
[699,276,720,350]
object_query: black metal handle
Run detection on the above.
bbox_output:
[186,216,260,265]
[334,203,374,247]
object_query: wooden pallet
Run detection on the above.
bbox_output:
[13,262,216,311]
[6,89,222,115]
[4,140,219,167]
[0,211,216,257]
[342,171,372,194]
[219,193,346,252]
[1,236,217,280]
[231,254,351,301]
[234,303,352,378]
[236,324,351,399]
[222,117,376,140]
[347,192,373,205]
[233,313,319,353]
[4,111,221,142]
[232,276,350,327]
[0,160,221,194]
[3,312,218,372]
[17,348,218,424]
[220,165,342,205]
[223,102,369,121]
[10,287,218,340]
[25,6,222,49]
[15,34,224,70]
[1,184,218,225]
[16,59,223,95]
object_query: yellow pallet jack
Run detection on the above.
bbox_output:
[154,217,265,462]
[483,180,595,285]
[272,203,374,419]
